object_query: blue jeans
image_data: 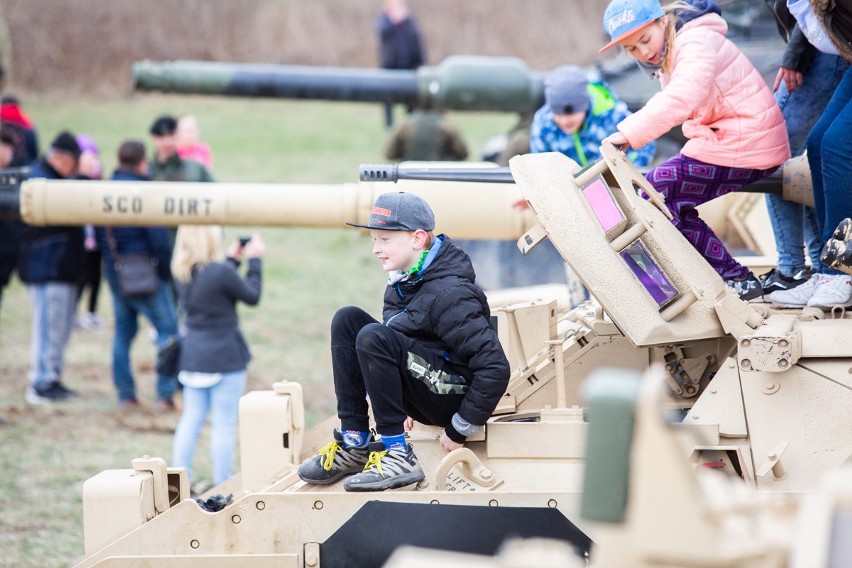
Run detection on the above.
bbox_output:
[172,370,247,484]
[809,66,852,275]
[109,278,179,402]
[765,51,849,275]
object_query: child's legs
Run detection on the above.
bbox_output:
[398,350,467,430]
[172,385,212,481]
[331,306,381,432]
[353,322,465,437]
[209,370,247,485]
[646,154,772,279]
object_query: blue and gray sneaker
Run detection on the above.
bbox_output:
[343,441,425,492]
[297,429,371,485]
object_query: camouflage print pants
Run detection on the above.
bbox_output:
[330,306,467,437]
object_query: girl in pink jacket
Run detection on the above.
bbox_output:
[600,0,790,301]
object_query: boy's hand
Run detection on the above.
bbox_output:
[440,430,464,452]
[404,417,414,431]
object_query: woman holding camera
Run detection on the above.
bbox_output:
[170,226,264,486]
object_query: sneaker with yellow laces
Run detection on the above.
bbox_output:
[343,441,425,492]
[297,429,371,485]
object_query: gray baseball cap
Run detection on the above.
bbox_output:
[347,191,435,231]
[545,65,590,116]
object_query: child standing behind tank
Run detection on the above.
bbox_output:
[600,0,790,301]
[298,192,510,491]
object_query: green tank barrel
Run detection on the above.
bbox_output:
[133,55,546,114]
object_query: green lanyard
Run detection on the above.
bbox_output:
[572,132,588,167]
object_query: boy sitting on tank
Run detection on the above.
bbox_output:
[298,192,510,491]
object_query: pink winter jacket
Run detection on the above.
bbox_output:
[617,13,790,170]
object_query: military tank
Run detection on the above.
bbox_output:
[9,140,851,566]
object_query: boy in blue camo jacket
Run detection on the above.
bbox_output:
[298,192,510,491]
[531,64,656,168]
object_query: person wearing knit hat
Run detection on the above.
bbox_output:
[74,133,105,333]
[46,131,81,179]
[525,65,656,307]
[18,130,87,404]
[530,65,656,168]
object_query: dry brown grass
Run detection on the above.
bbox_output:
[0,0,608,95]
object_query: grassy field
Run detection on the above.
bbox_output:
[0,93,514,567]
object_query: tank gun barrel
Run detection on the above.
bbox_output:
[360,160,790,197]
[360,164,514,184]
[133,56,546,114]
[4,177,536,240]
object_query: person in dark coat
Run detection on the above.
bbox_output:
[170,226,263,485]
[95,139,179,410]
[19,131,83,404]
[298,192,510,492]
[377,0,426,128]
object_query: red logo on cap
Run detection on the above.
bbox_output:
[372,206,392,217]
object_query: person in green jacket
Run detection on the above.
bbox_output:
[148,115,214,183]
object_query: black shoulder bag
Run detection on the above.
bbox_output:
[105,228,160,298]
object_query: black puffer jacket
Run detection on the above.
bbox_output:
[382,235,510,426]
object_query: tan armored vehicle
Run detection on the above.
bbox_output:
[11,144,848,566]
[385,365,852,568]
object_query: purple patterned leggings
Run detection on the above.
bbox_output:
[645,153,777,280]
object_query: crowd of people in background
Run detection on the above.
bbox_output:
[0,106,266,487]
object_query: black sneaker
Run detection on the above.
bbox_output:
[725,272,764,301]
[343,441,425,492]
[759,268,810,295]
[25,382,73,405]
[53,381,79,398]
[297,429,371,485]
